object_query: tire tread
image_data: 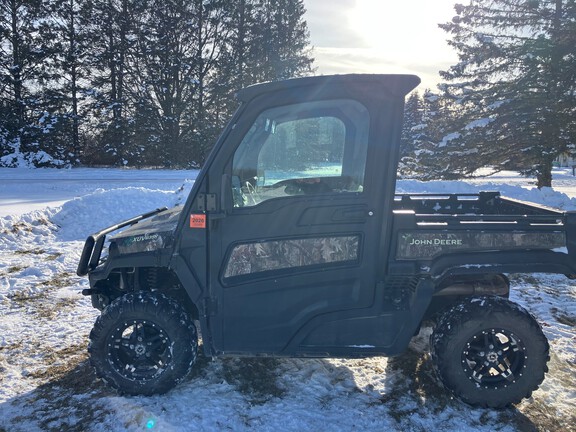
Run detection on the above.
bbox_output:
[430,296,549,408]
[88,291,198,395]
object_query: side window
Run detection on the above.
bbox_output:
[231,100,369,207]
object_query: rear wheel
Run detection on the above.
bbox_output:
[430,296,549,408]
[89,291,198,395]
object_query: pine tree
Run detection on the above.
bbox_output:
[247,0,314,82]
[51,0,88,161]
[418,91,482,180]
[32,0,94,166]
[0,0,54,166]
[0,0,315,168]
[209,0,314,164]
[439,0,576,187]
[83,0,136,166]
[399,92,424,177]
[400,90,460,180]
[125,0,231,167]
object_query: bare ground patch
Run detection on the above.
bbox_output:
[6,271,79,319]
[28,343,88,381]
[380,347,454,423]
[7,357,113,432]
[551,307,576,327]
[221,357,287,404]
[14,248,47,256]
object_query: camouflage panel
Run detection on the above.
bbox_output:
[397,231,566,260]
[224,235,360,278]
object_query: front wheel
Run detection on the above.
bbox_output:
[430,296,549,408]
[89,291,198,395]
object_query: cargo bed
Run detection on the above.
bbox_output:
[390,191,576,278]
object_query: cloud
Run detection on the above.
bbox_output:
[311,47,450,91]
[303,0,459,91]
[303,0,367,48]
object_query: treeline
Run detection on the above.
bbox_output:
[402,0,576,188]
[2,0,574,188]
[0,0,313,168]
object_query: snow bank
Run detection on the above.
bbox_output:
[52,184,192,241]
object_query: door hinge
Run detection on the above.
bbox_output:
[197,193,217,212]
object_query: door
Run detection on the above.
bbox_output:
[207,96,397,354]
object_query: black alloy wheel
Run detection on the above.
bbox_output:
[89,291,198,395]
[107,319,173,382]
[431,296,549,408]
[461,328,526,389]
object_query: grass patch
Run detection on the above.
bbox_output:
[37,272,74,289]
[514,399,575,432]
[3,216,53,235]
[9,291,47,304]
[7,221,33,234]
[11,248,61,261]
[2,343,113,432]
[35,297,79,320]
[0,341,24,352]
[7,265,27,273]
[15,248,46,255]
[45,252,63,261]
[8,273,78,319]
[29,343,88,381]
[510,274,542,286]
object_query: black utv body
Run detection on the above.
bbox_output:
[78,74,575,408]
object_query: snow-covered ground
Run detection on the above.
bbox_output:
[0,167,574,432]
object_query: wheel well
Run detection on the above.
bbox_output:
[435,273,510,295]
[92,266,200,320]
[423,273,510,321]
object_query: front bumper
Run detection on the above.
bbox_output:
[76,207,168,276]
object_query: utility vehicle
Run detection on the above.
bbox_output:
[78,74,574,407]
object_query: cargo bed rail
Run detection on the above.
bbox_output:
[394,191,564,219]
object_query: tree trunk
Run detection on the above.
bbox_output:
[69,0,79,156]
[536,158,553,188]
[10,0,24,134]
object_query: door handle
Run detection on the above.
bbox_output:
[341,209,367,219]
[209,212,227,220]
[331,206,369,223]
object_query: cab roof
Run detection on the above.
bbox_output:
[236,74,421,103]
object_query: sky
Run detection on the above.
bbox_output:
[302,0,460,91]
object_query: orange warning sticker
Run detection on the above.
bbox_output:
[190,214,206,229]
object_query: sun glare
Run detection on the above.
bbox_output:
[308,0,459,87]
[349,0,399,52]
[347,0,453,62]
